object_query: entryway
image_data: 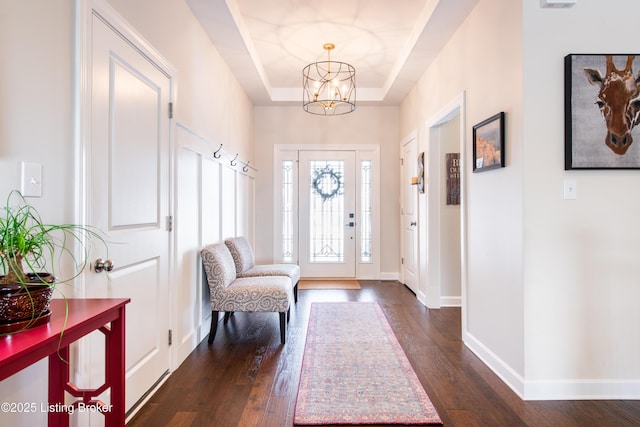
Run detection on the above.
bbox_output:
[273,145,381,280]
[401,92,466,310]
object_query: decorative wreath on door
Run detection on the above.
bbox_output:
[311,166,343,201]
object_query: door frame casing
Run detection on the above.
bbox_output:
[75,0,176,419]
[421,91,467,314]
[273,144,380,279]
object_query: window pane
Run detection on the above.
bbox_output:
[309,160,344,262]
[282,160,294,262]
[361,160,372,262]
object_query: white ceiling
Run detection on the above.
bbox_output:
[186,0,478,106]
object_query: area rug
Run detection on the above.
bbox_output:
[294,302,441,425]
[298,280,361,290]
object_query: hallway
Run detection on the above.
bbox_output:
[128,281,640,426]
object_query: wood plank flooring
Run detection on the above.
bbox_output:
[127,281,640,426]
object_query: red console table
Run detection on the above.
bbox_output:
[0,298,130,426]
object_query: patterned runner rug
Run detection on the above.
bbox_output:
[294,302,442,425]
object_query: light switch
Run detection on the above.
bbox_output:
[21,162,42,197]
[563,179,576,200]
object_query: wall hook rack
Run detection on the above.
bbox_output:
[230,154,239,166]
[213,144,223,158]
[242,161,250,173]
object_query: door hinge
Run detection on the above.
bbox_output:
[167,215,173,232]
[401,257,404,265]
[168,329,172,346]
[168,102,174,119]
[400,158,404,165]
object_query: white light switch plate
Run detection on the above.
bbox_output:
[563,179,576,200]
[21,162,42,197]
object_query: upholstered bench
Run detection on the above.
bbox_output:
[201,243,293,345]
[225,237,300,303]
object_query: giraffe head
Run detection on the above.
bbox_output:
[584,55,640,155]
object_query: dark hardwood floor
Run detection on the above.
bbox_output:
[127,281,640,427]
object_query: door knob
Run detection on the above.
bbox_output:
[410,221,417,226]
[94,258,115,273]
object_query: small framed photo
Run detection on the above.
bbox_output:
[565,54,640,169]
[472,112,505,172]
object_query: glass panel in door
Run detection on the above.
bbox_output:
[299,151,356,277]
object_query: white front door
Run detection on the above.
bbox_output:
[401,138,419,293]
[86,10,172,415]
[299,151,356,278]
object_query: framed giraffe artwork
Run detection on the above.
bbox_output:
[472,112,505,173]
[565,54,640,169]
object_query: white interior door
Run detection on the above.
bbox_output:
[299,151,356,278]
[401,138,419,293]
[87,11,171,414]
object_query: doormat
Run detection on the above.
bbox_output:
[294,302,442,425]
[298,280,361,290]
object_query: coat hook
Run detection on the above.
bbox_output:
[242,161,250,173]
[230,153,239,166]
[213,144,223,158]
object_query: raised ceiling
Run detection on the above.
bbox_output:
[186,0,478,106]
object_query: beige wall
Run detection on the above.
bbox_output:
[401,0,525,379]
[254,106,400,276]
[0,0,75,219]
[522,0,640,397]
[0,2,77,423]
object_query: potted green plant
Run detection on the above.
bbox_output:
[0,190,106,334]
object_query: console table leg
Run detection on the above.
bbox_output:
[48,346,70,427]
[105,305,126,426]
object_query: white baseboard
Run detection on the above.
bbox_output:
[440,296,461,307]
[523,379,640,400]
[463,330,525,398]
[464,330,640,400]
[379,272,400,281]
[417,291,427,306]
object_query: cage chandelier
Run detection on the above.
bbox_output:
[302,43,356,115]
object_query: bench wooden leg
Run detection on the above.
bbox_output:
[279,312,286,344]
[294,282,298,303]
[208,310,219,344]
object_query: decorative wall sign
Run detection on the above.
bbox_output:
[472,112,505,172]
[446,153,460,205]
[417,152,425,194]
[565,54,640,169]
